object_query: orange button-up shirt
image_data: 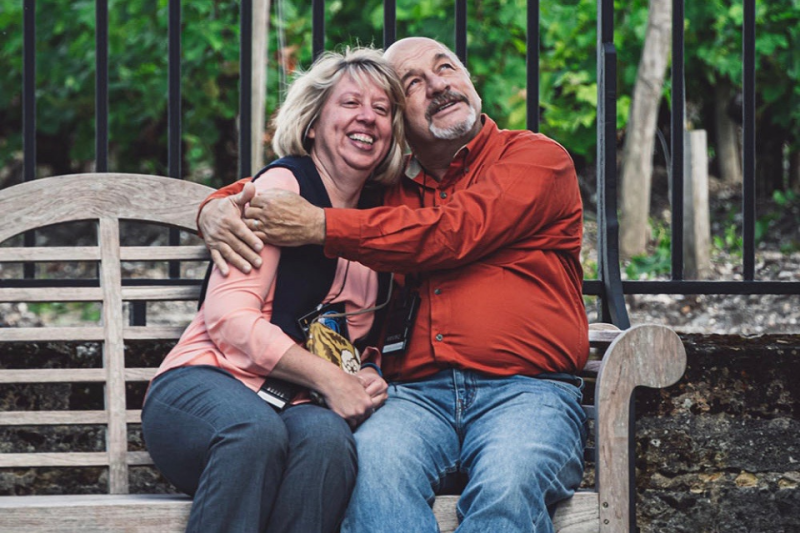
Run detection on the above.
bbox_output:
[203,115,588,382]
[324,116,588,381]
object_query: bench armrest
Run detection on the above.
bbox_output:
[595,324,686,532]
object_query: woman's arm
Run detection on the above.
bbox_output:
[200,168,377,426]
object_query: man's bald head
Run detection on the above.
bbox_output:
[384,37,466,72]
[382,37,482,152]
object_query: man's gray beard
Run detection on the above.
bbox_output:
[429,105,478,140]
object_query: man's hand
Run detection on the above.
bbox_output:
[197,182,264,276]
[357,368,389,410]
[244,189,326,247]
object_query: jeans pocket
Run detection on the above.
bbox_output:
[540,378,584,405]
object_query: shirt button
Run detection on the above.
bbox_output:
[439,191,447,199]
[434,288,441,295]
[464,167,470,173]
[435,334,443,342]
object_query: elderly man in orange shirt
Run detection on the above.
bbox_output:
[199,37,588,533]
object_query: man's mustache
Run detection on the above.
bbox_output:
[426,91,468,121]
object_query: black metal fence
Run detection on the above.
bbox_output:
[14,0,800,329]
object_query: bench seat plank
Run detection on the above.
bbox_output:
[0,494,192,533]
[434,493,600,533]
[0,493,599,533]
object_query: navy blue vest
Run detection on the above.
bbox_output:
[254,156,338,341]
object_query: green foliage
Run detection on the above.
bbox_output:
[686,0,800,146]
[711,189,799,256]
[772,188,797,208]
[1,0,799,186]
[0,0,246,183]
[713,223,743,257]
[582,257,598,280]
[624,222,672,279]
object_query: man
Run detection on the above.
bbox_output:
[199,37,588,533]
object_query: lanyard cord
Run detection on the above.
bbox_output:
[317,270,394,320]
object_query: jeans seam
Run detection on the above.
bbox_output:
[533,429,585,527]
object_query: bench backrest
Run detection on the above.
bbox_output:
[0,174,213,494]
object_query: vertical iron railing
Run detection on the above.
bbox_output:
[95,0,109,173]
[168,0,182,182]
[670,0,685,281]
[454,0,467,64]
[22,0,35,184]
[742,0,756,281]
[239,0,253,179]
[22,0,36,279]
[383,0,396,49]
[595,0,630,328]
[312,0,325,60]
[526,0,540,133]
[619,0,798,298]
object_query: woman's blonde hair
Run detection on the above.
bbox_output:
[272,47,406,186]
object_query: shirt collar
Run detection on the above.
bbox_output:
[404,114,496,181]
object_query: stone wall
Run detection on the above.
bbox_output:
[1,335,799,532]
[635,334,800,533]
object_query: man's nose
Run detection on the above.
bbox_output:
[428,74,449,95]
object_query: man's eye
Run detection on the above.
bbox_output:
[406,79,420,91]
[440,63,455,71]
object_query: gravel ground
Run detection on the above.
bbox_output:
[578,245,800,336]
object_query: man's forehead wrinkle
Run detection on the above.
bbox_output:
[392,47,454,80]
[432,52,455,64]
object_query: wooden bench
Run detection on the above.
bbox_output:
[0,173,687,532]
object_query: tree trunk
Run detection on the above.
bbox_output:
[619,0,672,259]
[790,150,800,192]
[714,84,742,185]
[756,123,786,198]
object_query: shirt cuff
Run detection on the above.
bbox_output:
[323,207,363,258]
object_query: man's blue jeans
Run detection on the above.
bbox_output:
[340,369,587,533]
[142,365,356,533]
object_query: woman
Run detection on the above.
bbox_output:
[142,47,405,533]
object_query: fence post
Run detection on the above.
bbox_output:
[683,129,711,279]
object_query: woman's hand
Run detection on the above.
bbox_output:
[356,368,388,410]
[318,371,377,429]
[269,346,385,428]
